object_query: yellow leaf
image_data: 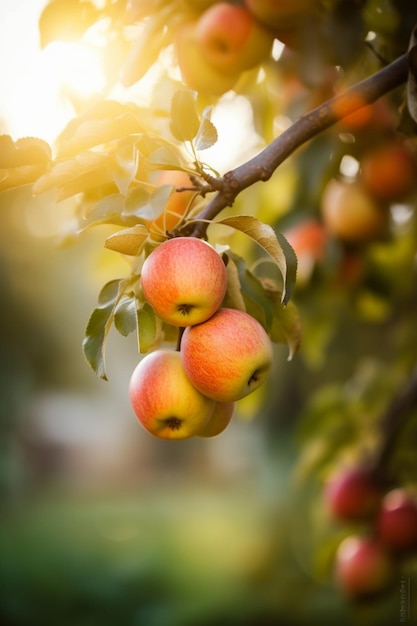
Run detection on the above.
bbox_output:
[104,224,149,256]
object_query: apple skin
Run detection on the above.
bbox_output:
[376,489,417,553]
[197,401,235,438]
[325,467,382,522]
[335,535,394,599]
[175,21,241,97]
[129,349,214,440]
[196,3,273,73]
[321,178,388,243]
[140,237,227,327]
[284,219,327,285]
[181,308,273,402]
[361,142,417,202]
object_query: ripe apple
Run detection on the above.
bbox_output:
[376,489,417,553]
[245,0,318,32]
[283,219,327,284]
[325,466,382,521]
[148,170,195,241]
[140,237,227,327]
[129,349,214,439]
[360,142,417,202]
[321,178,389,243]
[335,535,394,598]
[174,21,241,97]
[181,308,273,402]
[196,3,273,73]
[197,401,235,438]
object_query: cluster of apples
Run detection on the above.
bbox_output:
[321,139,417,245]
[129,237,273,439]
[174,2,275,97]
[324,465,417,599]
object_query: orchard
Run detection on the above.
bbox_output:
[1,0,417,624]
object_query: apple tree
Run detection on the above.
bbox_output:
[2,0,417,615]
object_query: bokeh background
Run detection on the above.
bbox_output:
[0,2,416,625]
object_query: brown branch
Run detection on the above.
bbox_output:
[186,52,410,239]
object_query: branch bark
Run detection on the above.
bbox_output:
[186,52,410,239]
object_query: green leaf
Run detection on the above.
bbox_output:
[82,279,126,379]
[229,253,274,330]
[146,145,185,169]
[195,107,218,151]
[114,297,137,337]
[215,216,297,305]
[104,224,149,256]
[269,297,302,360]
[123,184,173,220]
[169,90,200,142]
[137,302,160,353]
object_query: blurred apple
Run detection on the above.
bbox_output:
[376,488,417,553]
[325,466,382,521]
[321,178,389,243]
[129,350,214,439]
[175,21,241,96]
[284,219,327,284]
[196,2,273,73]
[360,142,417,202]
[335,535,394,598]
[141,237,227,327]
[181,307,273,402]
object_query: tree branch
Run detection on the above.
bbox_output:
[186,52,410,239]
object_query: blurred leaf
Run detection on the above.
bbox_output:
[124,184,173,220]
[120,17,170,87]
[170,90,200,142]
[0,165,48,192]
[269,297,302,360]
[114,297,137,337]
[195,107,218,151]
[83,279,127,379]
[137,302,160,353]
[38,0,99,48]
[407,27,417,125]
[104,224,149,256]
[147,145,185,169]
[215,216,297,304]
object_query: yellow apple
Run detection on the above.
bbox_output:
[140,237,228,327]
[181,308,273,402]
[129,349,214,439]
[196,3,273,73]
[321,178,388,243]
[174,21,241,97]
[197,401,235,437]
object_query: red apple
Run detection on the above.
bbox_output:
[325,466,382,521]
[140,237,227,327]
[181,308,273,402]
[335,535,394,598]
[129,349,214,439]
[376,489,417,553]
[360,142,417,202]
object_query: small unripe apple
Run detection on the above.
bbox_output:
[129,350,214,439]
[140,237,227,327]
[376,489,417,553]
[181,308,273,402]
[175,21,241,97]
[335,535,394,599]
[197,401,235,438]
[321,178,388,243]
[196,3,273,73]
[325,466,382,521]
[360,142,417,202]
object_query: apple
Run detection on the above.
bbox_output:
[129,349,215,439]
[283,219,327,284]
[245,0,318,32]
[197,401,235,438]
[148,170,195,241]
[140,237,228,327]
[360,142,417,202]
[376,489,417,553]
[174,21,241,97]
[335,535,394,598]
[196,3,273,73]
[321,178,389,243]
[181,307,273,402]
[325,466,382,521]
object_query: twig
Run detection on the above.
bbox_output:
[185,52,410,239]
